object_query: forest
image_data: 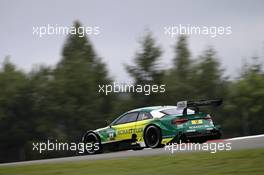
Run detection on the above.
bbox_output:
[0,21,263,162]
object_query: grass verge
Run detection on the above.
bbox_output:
[1,148,264,175]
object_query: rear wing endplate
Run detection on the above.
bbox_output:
[177,99,223,115]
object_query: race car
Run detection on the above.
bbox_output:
[82,99,223,154]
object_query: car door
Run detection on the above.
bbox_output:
[134,112,153,142]
[111,112,139,141]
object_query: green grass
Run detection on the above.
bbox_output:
[1,148,264,175]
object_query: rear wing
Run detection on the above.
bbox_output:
[177,99,223,115]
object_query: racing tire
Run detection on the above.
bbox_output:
[144,125,162,148]
[83,132,102,154]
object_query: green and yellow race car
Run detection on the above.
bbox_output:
[82,99,222,154]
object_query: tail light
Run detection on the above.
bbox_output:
[204,114,212,121]
[171,118,188,125]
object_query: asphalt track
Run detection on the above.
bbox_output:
[1,134,264,166]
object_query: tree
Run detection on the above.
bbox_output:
[193,48,226,99]
[173,36,191,78]
[223,57,264,136]
[0,58,31,162]
[52,21,113,141]
[125,32,164,106]
[164,35,194,102]
[190,48,227,126]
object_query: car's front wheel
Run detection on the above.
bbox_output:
[144,125,162,148]
[83,132,102,154]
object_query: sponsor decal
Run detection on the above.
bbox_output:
[117,128,143,135]
[189,125,209,129]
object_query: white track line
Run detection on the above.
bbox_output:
[227,134,264,141]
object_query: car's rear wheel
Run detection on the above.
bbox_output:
[83,132,102,154]
[144,125,162,148]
